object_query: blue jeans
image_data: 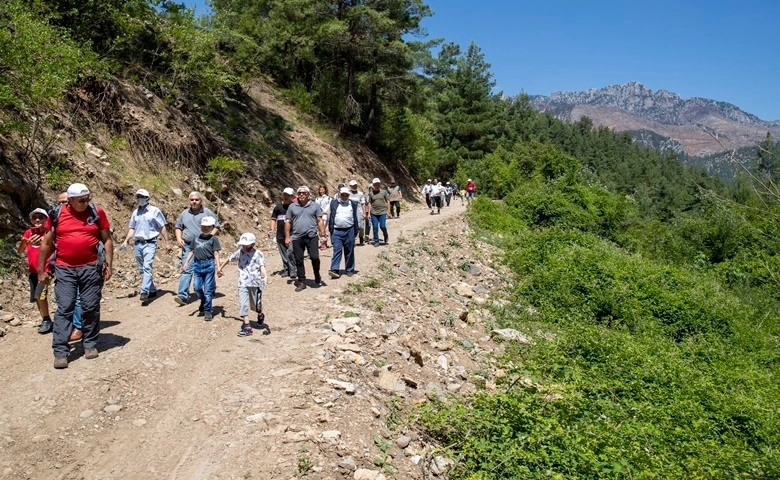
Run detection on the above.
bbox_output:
[193,259,216,313]
[134,241,158,295]
[330,228,356,273]
[52,264,103,357]
[370,214,388,244]
[177,243,194,300]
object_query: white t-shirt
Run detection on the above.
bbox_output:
[227,248,265,289]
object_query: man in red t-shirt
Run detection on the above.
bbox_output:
[38,183,114,369]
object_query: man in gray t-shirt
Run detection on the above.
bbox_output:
[174,191,220,304]
[284,185,326,291]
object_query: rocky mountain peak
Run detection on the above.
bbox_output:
[530,82,780,157]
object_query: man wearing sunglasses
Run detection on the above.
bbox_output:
[38,183,114,369]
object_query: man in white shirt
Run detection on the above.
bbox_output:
[119,188,171,304]
[327,187,360,278]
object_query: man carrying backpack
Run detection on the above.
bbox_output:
[38,183,114,369]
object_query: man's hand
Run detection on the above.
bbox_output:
[176,237,185,248]
[284,236,291,247]
[103,266,113,282]
[38,270,49,284]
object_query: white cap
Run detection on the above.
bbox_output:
[67,183,90,198]
[348,180,358,186]
[200,216,216,226]
[372,178,381,184]
[467,178,472,182]
[237,232,256,245]
[426,179,431,182]
[29,208,48,219]
[339,187,350,194]
[283,187,295,195]
[135,188,150,197]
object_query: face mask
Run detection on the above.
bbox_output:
[137,198,149,207]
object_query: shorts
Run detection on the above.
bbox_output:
[28,273,49,302]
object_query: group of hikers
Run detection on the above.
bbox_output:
[17,175,435,369]
[421,178,477,214]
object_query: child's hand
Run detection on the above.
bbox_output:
[217,270,223,278]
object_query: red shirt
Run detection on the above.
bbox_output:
[466,181,476,193]
[23,228,48,273]
[45,205,110,267]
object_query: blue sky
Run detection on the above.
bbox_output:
[184,0,780,121]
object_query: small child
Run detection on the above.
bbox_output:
[218,232,267,336]
[18,208,53,334]
[182,216,221,321]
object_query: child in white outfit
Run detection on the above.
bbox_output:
[218,232,267,336]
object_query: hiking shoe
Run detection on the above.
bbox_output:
[328,270,341,279]
[84,348,99,360]
[38,318,53,334]
[345,271,355,277]
[314,279,325,287]
[373,242,380,247]
[69,328,83,342]
[204,311,213,321]
[238,324,253,336]
[174,296,186,306]
[53,356,68,369]
[294,281,306,292]
[139,292,149,302]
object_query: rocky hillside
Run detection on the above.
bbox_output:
[530,81,780,157]
[0,76,417,244]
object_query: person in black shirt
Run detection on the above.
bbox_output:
[268,188,297,278]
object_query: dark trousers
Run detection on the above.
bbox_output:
[330,228,356,273]
[292,235,321,281]
[53,264,103,357]
[275,240,297,277]
[390,201,401,217]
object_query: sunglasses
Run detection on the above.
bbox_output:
[73,197,91,204]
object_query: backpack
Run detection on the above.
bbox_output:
[48,202,106,270]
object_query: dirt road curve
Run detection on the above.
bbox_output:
[0,201,466,479]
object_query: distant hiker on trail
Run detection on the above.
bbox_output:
[18,208,53,334]
[218,232,266,336]
[430,179,444,215]
[368,178,390,246]
[465,178,477,204]
[119,188,171,305]
[347,180,367,245]
[387,179,402,218]
[269,187,297,278]
[452,182,463,205]
[38,183,114,369]
[327,187,360,279]
[315,184,332,250]
[181,216,221,321]
[285,185,326,292]
[174,191,220,305]
[444,182,453,207]
[363,182,373,241]
[422,179,433,209]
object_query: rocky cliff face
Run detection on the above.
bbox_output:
[530,82,780,157]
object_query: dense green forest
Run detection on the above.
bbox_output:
[2,1,780,478]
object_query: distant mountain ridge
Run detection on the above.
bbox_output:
[529,82,780,158]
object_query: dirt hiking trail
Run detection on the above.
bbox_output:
[0,200,509,480]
